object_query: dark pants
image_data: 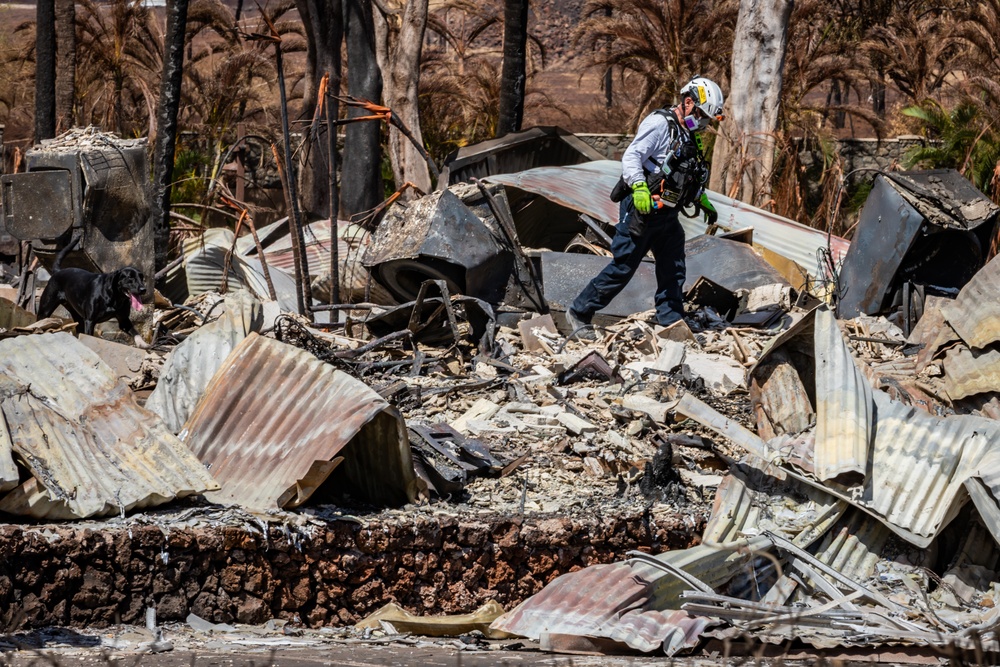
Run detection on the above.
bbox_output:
[572,200,686,326]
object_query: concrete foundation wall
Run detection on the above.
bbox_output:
[0,511,702,631]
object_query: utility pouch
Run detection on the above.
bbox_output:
[609,176,630,203]
[627,210,646,237]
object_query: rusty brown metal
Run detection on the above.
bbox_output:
[491,536,771,654]
[181,332,420,510]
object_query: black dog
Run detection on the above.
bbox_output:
[37,266,149,346]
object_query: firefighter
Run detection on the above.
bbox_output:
[566,76,724,337]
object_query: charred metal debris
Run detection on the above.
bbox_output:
[4,128,1000,657]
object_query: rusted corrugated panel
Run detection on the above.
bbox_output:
[485,160,850,283]
[491,536,770,654]
[0,332,219,519]
[813,308,872,484]
[942,345,1000,400]
[181,333,418,510]
[941,254,1000,350]
[145,291,263,433]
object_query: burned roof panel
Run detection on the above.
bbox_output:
[0,332,219,519]
[181,333,419,511]
[837,170,998,320]
[491,537,771,654]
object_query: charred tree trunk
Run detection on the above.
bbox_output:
[296,0,343,219]
[341,0,383,218]
[375,0,432,194]
[151,0,190,273]
[54,0,75,133]
[708,0,792,207]
[497,0,529,137]
[35,0,56,143]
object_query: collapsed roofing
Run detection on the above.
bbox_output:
[7,127,1000,657]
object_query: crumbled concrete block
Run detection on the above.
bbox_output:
[556,412,597,435]
[452,399,501,434]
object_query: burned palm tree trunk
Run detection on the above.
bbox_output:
[497,0,529,137]
[342,0,383,218]
[35,0,56,142]
[54,0,75,133]
[151,0,190,273]
[296,0,342,219]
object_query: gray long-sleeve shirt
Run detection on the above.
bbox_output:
[621,108,690,187]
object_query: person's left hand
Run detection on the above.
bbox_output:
[699,192,718,225]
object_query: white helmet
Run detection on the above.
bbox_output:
[680,76,724,119]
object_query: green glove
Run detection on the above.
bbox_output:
[699,192,718,225]
[631,182,652,215]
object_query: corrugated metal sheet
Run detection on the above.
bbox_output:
[812,308,872,484]
[941,253,1000,350]
[789,510,890,605]
[145,290,263,433]
[485,160,850,283]
[942,345,1000,400]
[491,536,771,654]
[0,332,219,519]
[237,219,395,305]
[687,309,1000,548]
[907,295,958,371]
[703,467,845,549]
[749,307,872,483]
[180,333,419,510]
[865,390,991,545]
[165,228,299,312]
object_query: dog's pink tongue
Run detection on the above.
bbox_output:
[129,294,143,311]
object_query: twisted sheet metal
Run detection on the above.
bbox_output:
[942,345,1000,401]
[145,291,264,433]
[941,253,1000,350]
[485,160,849,283]
[865,390,992,546]
[166,228,299,312]
[812,308,872,484]
[702,466,844,549]
[907,295,958,371]
[682,370,999,548]
[0,332,219,519]
[237,219,395,306]
[491,536,771,654]
[180,333,418,510]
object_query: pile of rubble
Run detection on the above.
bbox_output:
[5,128,1000,661]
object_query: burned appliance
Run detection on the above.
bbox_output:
[0,129,154,281]
[836,170,1000,331]
[363,187,515,305]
